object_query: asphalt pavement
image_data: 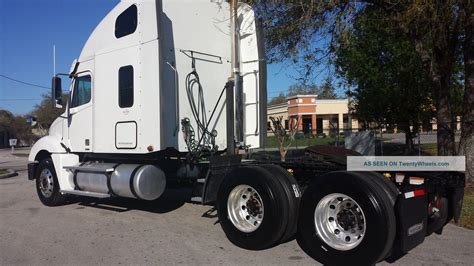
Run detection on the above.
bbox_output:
[383,133,461,145]
[1,148,473,265]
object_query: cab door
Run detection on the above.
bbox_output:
[68,72,93,152]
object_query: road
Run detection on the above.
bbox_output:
[1,148,473,265]
[383,132,461,145]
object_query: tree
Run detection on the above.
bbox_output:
[269,115,300,162]
[318,77,337,99]
[0,110,14,131]
[11,115,36,145]
[268,83,319,105]
[268,92,286,105]
[335,6,433,153]
[377,1,470,179]
[459,1,474,181]
[0,109,36,146]
[249,1,469,157]
[31,94,68,129]
[287,83,318,96]
[380,1,465,157]
[248,1,358,84]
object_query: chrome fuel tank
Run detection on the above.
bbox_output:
[75,163,166,200]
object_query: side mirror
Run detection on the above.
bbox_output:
[52,76,63,108]
[26,117,38,127]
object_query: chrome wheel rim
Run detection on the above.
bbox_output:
[227,185,264,233]
[314,193,366,251]
[39,168,54,198]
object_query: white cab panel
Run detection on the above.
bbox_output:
[68,0,262,154]
[68,65,94,152]
[161,0,231,152]
[51,153,79,191]
[93,45,144,152]
[28,135,65,162]
[239,3,260,148]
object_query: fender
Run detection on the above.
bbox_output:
[28,135,78,191]
[28,135,67,162]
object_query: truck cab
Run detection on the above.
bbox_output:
[36,0,263,156]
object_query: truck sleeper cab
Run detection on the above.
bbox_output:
[27,1,465,265]
[29,0,263,197]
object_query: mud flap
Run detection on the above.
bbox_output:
[450,187,464,223]
[393,188,428,254]
[28,162,38,180]
[202,155,241,205]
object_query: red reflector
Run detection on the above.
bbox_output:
[413,189,425,197]
[404,189,426,199]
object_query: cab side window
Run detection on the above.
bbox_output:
[115,5,137,38]
[118,65,134,108]
[71,75,91,108]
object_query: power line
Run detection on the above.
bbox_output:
[0,74,50,90]
[0,98,42,101]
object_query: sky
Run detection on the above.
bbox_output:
[0,0,319,115]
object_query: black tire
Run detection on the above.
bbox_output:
[297,171,396,265]
[260,164,300,243]
[217,166,289,250]
[360,171,399,205]
[353,171,399,261]
[35,158,67,206]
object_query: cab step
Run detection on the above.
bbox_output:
[60,190,111,198]
[64,165,114,174]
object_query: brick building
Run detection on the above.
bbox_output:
[267,95,359,135]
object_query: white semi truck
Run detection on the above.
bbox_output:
[28,1,465,265]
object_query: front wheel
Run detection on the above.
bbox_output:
[35,158,67,206]
[297,171,396,265]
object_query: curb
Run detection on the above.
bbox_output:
[0,169,18,179]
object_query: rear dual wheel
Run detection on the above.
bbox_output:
[260,164,300,242]
[216,165,300,250]
[296,171,396,265]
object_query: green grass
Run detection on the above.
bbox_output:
[265,135,343,148]
[419,143,438,155]
[458,195,474,230]
[415,143,474,230]
[419,143,473,230]
[458,183,474,230]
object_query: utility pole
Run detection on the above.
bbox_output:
[53,45,56,76]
